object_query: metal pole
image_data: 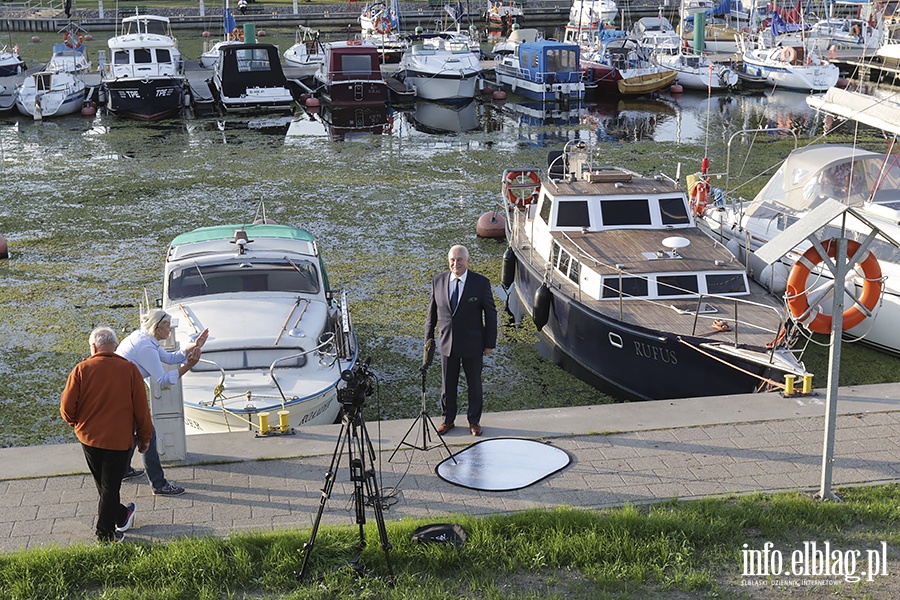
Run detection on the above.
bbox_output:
[817,237,847,502]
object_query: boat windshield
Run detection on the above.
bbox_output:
[167,259,319,300]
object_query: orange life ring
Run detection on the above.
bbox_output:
[374,17,392,35]
[503,170,541,207]
[781,46,797,64]
[63,30,84,49]
[348,39,363,45]
[850,24,861,37]
[230,29,244,42]
[688,178,709,217]
[785,238,882,334]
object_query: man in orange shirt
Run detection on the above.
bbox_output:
[61,327,154,543]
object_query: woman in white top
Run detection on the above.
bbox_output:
[116,309,208,495]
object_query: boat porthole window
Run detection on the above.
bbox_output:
[608,333,623,348]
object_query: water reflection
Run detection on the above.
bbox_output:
[407,99,480,135]
[0,87,835,146]
[582,96,677,143]
[662,89,827,144]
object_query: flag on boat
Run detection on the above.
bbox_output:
[388,0,401,30]
[445,1,467,23]
[224,9,238,33]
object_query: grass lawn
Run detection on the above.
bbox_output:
[1,484,897,599]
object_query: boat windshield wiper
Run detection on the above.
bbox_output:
[192,260,208,288]
[284,256,317,293]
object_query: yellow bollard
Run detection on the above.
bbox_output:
[278,410,290,432]
[802,374,813,395]
[258,412,270,435]
[784,374,795,396]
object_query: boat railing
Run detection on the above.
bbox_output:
[197,335,338,407]
[269,333,338,403]
[554,229,787,345]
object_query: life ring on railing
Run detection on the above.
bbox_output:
[688,178,709,217]
[850,24,862,38]
[374,17,392,35]
[780,46,797,64]
[63,30,83,49]
[785,238,882,334]
[230,29,244,42]
[502,170,541,207]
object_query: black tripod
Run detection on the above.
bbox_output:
[388,365,456,464]
[298,403,393,580]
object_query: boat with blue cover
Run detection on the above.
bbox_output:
[493,39,585,102]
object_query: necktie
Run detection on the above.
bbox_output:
[450,278,460,311]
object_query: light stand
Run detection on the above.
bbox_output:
[388,365,456,464]
[298,376,393,581]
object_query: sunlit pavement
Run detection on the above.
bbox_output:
[1,383,898,551]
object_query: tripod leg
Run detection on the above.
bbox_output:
[389,368,456,462]
[426,409,458,464]
[360,419,394,577]
[298,418,349,580]
[388,412,427,462]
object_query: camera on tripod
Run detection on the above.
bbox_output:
[337,358,373,412]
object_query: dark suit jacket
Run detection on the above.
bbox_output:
[426,270,498,358]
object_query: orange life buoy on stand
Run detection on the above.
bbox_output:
[230,29,244,42]
[688,178,709,217]
[63,30,84,49]
[374,17,392,35]
[850,24,861,38]
[502,170,541,207]
[785,238,882,334]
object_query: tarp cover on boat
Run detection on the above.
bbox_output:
[218,44,287,98]
[746,144,900,221]
[808,87,900,137]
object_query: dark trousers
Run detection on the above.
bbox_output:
[81,444,130,541]
[440,353,484,425]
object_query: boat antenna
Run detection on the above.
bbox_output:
[253,201,268,224]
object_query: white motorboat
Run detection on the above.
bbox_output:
[99,13,187,120]
[502,140,807,400]
[396,34,483,103]
[737,36,839,92]
[209,43,295,113]
[16,43,91,119]
[283,25,326,68]
[162,222,357,434]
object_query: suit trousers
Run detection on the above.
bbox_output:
[81,443,131,541]
[440,353,484,425]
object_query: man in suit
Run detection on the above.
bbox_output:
[425,245,497,436]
